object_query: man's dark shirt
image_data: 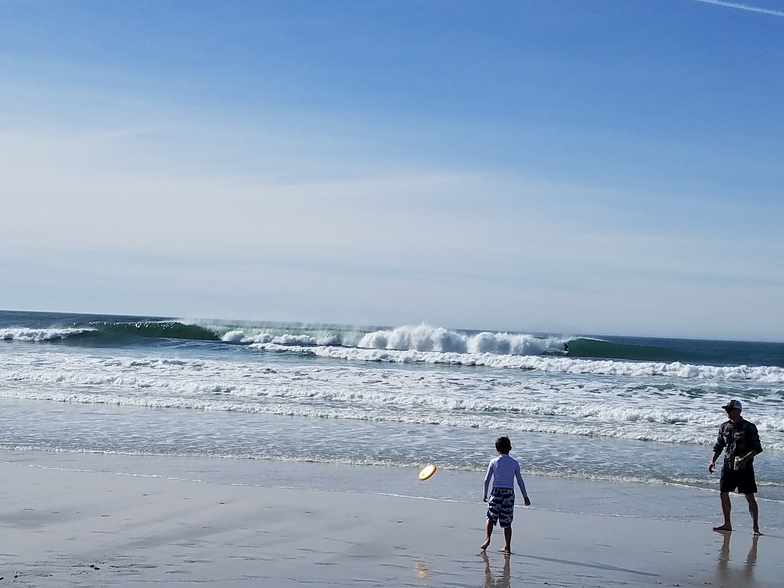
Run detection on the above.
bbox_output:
[713,416,763,469]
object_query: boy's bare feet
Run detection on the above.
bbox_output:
[480,539,490,550]
[712,524,732,532]
[753,529,762,536]
[500,547,511,554]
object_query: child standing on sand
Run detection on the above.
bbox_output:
[481,435,531,553]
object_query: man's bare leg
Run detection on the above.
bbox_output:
[713,492,733,532]
[745,493,762,536]
[480,520,493,550]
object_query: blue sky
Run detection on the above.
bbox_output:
[1,0,783,341]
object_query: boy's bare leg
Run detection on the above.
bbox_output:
[500,526,512,553]
[745,493,762,536]
[480,520,493,550]
[713,492,733,531]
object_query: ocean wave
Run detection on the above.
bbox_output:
[191,322,784,367]
[0,327,94,342]
[357,325,560,355]
[4,311,782,370]
[247,342,784,384]
[92,320,221,342]
[218,323,566,355]
[221,330,338,346]
[0,321,221,344]
[3,382,784,452]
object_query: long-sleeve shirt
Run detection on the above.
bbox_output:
[483,453,528,497]
[713,417,763,468]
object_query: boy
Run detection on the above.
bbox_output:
[481,435,531,553]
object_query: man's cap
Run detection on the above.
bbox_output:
[723,399,743,411]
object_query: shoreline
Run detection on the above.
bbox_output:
[1,454,783,587]
[5,448,784,531]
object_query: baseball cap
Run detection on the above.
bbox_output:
[722,399,742,411]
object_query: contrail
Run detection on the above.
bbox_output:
[692,0,784,17]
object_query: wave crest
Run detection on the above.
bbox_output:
[0,328,93,342]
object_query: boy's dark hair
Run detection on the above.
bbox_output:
[495,436,512,454]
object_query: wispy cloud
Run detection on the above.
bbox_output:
[692,0,784,17]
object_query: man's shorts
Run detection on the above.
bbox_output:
[720,465,758,494]
[486,487,515,528]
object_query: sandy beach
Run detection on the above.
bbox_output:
[1,458,782,588]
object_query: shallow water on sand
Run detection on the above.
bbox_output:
[6,450,784,534]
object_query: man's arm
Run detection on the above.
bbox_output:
[738,422,763,466]
[708,449,722,473]
[708,424,727,473]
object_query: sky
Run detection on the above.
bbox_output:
[1,0,783,341]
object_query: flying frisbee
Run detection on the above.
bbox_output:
[418,464,437,481]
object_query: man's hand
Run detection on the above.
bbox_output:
[482,495,488,503]
[523,496,531,506]
[708,461,716,473]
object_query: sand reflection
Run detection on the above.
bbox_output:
[716,531,759,586]
[481,550,511,588]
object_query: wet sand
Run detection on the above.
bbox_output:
[0,460,782,587]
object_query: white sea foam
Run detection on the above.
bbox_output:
[247,342,784,384]
[0,327,92,341]
[217,324,566,355]
[2,350,784,452]
[4,382,783,452]
[357,325,557,355]
[221,330,334,346]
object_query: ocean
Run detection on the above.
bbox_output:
[2,309,783,529]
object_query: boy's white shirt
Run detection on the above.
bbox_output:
[484,454,528,497]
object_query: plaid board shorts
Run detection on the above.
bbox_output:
[486,487,515,528]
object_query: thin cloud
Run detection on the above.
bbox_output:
[692,0,784,16]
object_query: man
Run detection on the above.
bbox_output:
[708,399,763,535]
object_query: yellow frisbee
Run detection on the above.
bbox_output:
[418,464,437,481]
